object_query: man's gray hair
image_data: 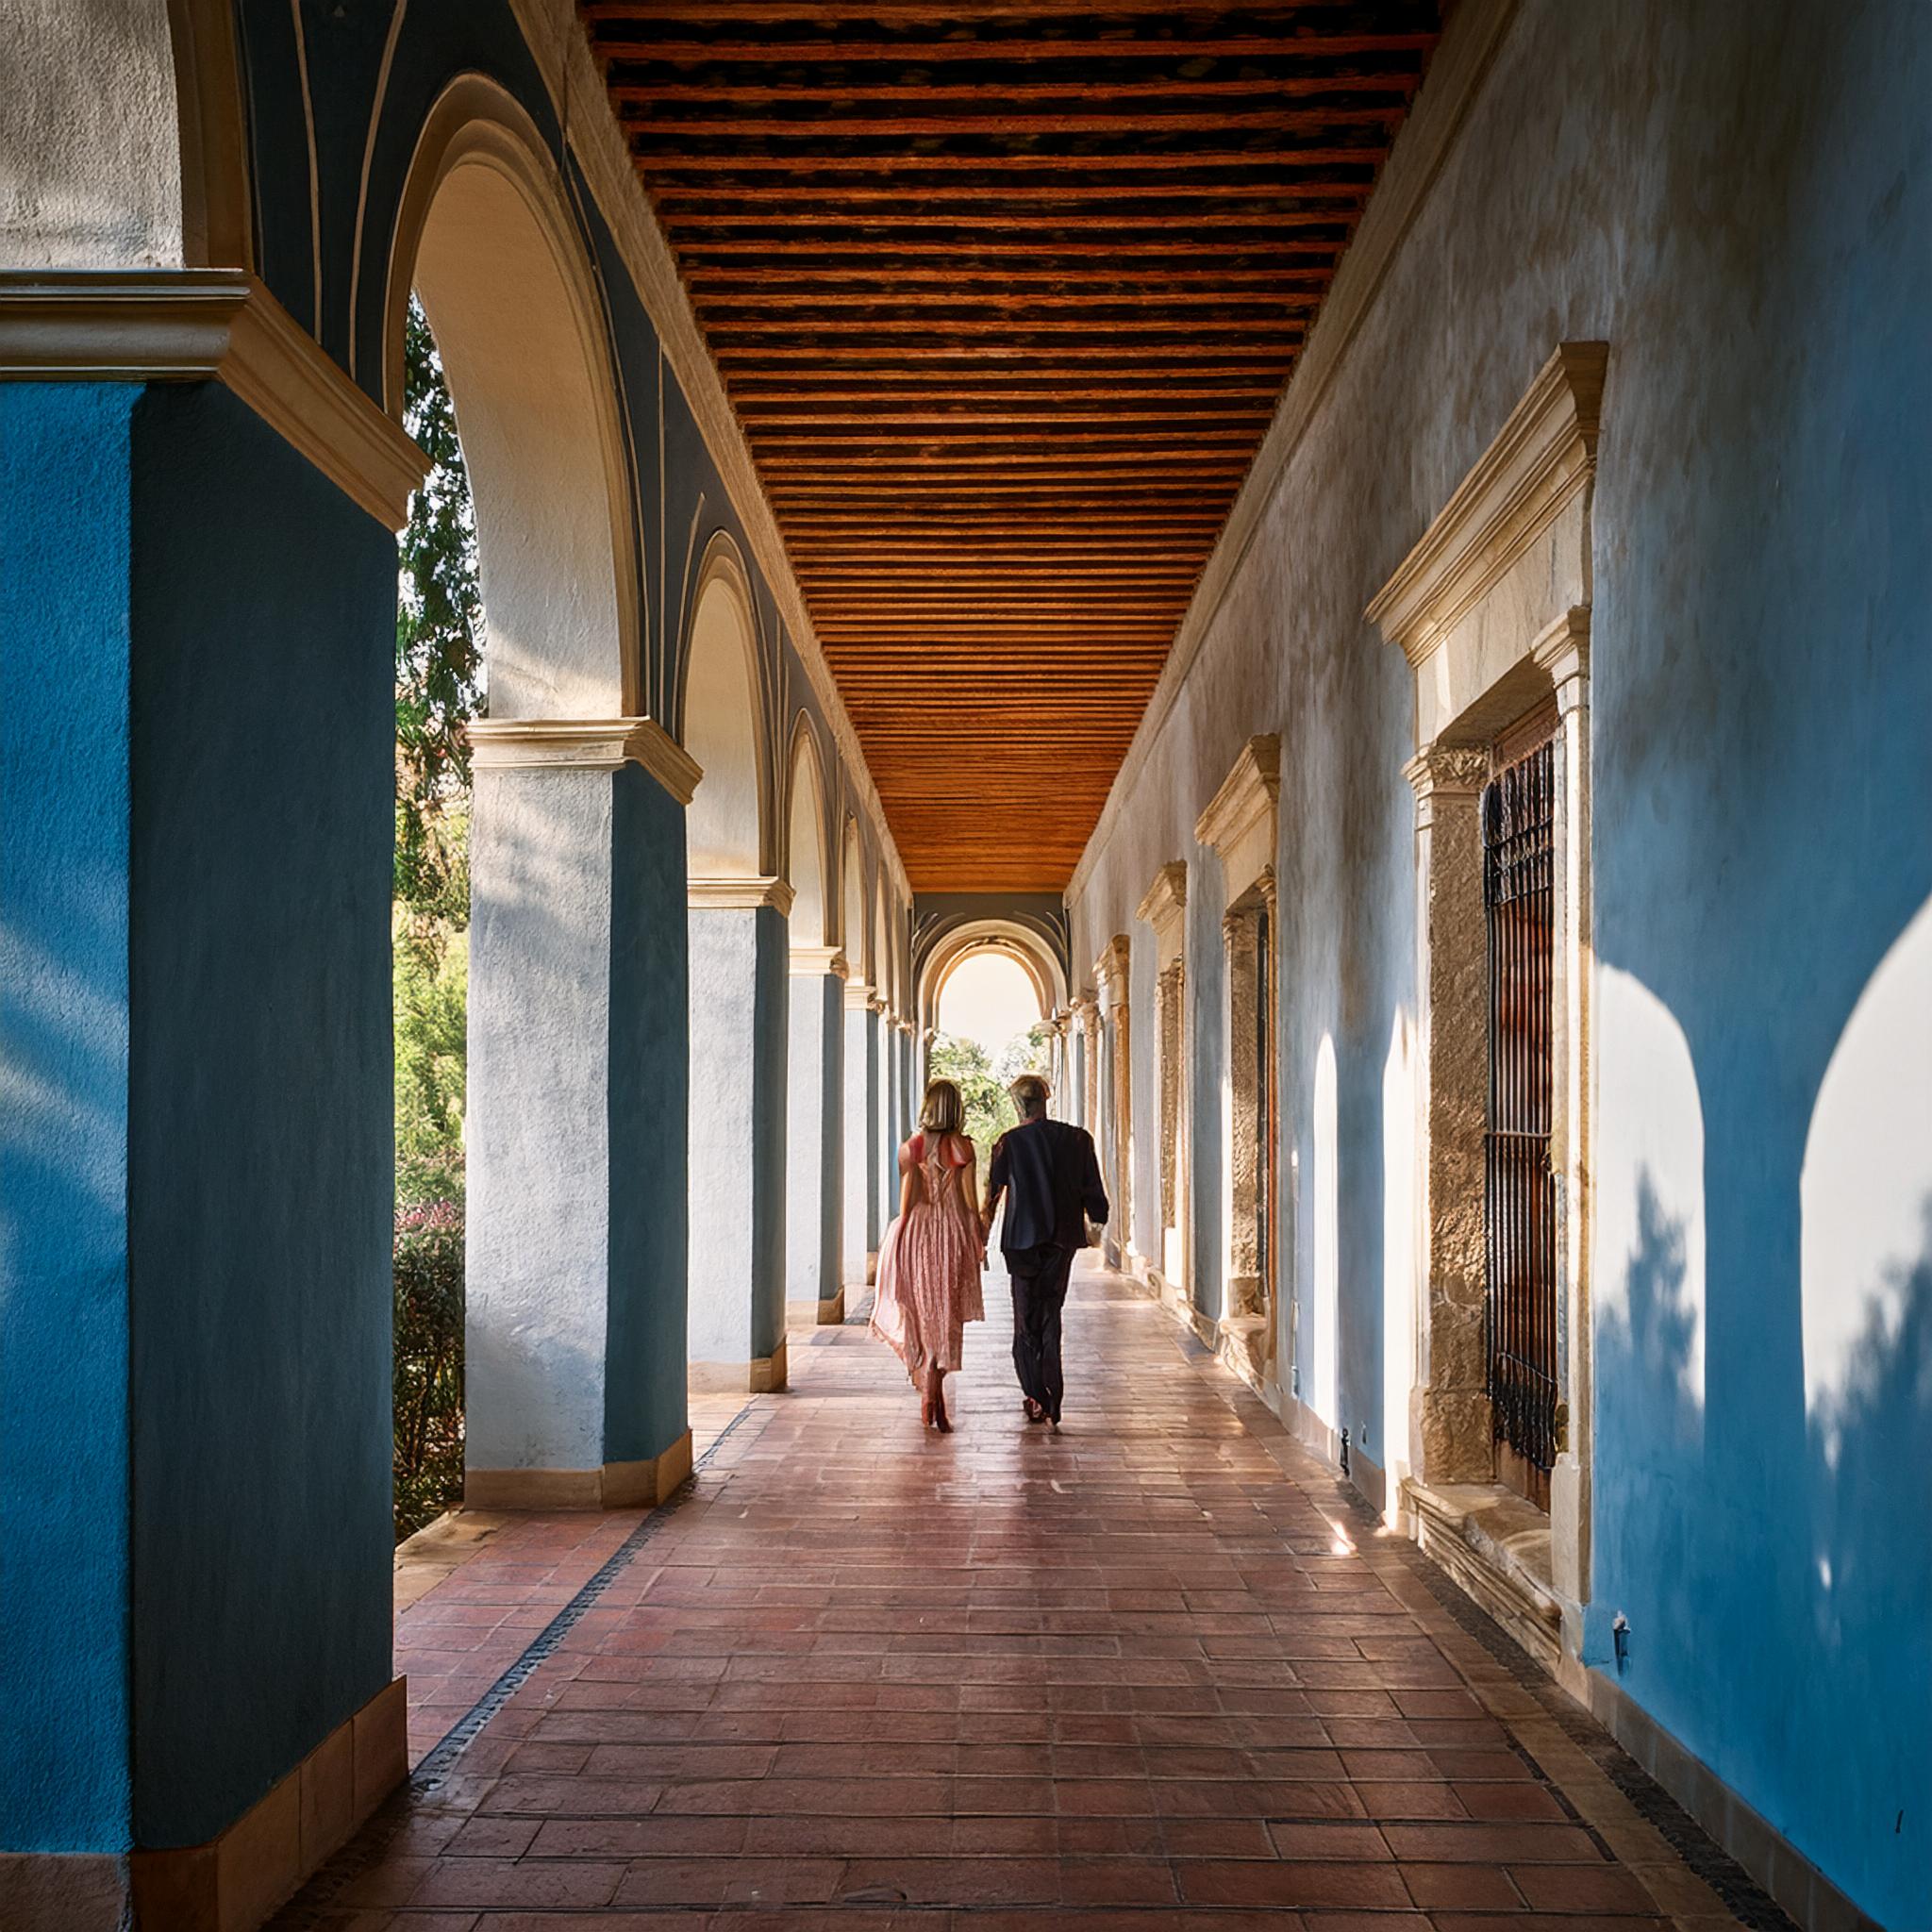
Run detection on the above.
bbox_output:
[1009,1073,1051,1119]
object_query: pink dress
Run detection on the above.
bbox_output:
[870,1131,986,1379]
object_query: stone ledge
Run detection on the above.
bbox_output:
[1403,1476,1562,1672]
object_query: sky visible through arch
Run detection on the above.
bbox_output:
[935,952,1039,1060]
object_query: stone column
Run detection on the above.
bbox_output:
[786,946,848,1325]
[0,361,424,1910]
[841,978,880,1286]
[870,996,892,1247]
[466,721,700,1504]
[1404,743,1494,1485]
[1094,937,1133,1270]
[1536,619,1594,1606]
[687,876,792,1392]
[1070,994,1097,1131]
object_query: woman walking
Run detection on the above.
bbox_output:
[870,1077,986,1430]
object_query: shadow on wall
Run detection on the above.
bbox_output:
[1591,904,1932,1926]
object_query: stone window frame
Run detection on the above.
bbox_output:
[1136,862,1190,1312]
[1092,936,1133,1272]
[1367,342,1605,1632]
[1195,737,1282,1396]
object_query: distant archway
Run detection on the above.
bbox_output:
[918,923,1066,1045]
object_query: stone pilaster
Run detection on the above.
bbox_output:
[786,946,847,1325]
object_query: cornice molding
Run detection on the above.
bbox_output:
[1403,743,1490,801]
[0,269,425,527]
[791,945,849,979]
[690,874,795,916]
[1067,0,1521,905]
[469,715,702,803]
[1135,860,1189,939]
[1366,343,1607,667]
[1194,737,1281,862]
[503,0,909,905]
[1094,934,1131,1000]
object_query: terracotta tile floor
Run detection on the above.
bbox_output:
[282,1261,1774,1929]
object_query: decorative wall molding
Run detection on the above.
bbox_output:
[0,268,425,527]
[1135,860,1189,952]
[790,945,849,980]
[1067,0,1522,904]
[1094,935,1131,1002]
[468,715,702,802]
[690,874,796,917]
[1195,736,1282,896]
[503,0,910,905]
[1366,343,1607,668]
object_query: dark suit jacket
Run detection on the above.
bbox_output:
[988,1117,1108,1257]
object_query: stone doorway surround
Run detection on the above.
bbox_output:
[1136,860,1191,1320]
[1092,934,1133,1273]
[1195,736,1283,1400]
[1366,341,1606,1679]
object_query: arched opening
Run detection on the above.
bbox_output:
[783,724,844,1321]
[840,819,878,1288]
[926,942,1056,1163]
[682,541,789,1391]
[385,80,668,1530]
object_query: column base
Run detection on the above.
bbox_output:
[9,1676,413,1932]
[786,1288,846,1327]
[689,1335,789,1396]
[1217,1312,1273,1394]
[465,1429,693,1510]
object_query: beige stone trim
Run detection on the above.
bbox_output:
[465,1430,691,1510]
[842,975,875,1010]
[866,994,889,1017]
[467,716,702,803]
[169,0,256,271]
[0,268,426,528]
[790,945,848,979]
[501,0,910,905]
[689,874,796,917]
[689,1336,788,1395]
[1092,934,1131,1000]
[788,1287,846,1327]
[121,1675,406,1932]
[1135,859,1189,958]
[1067,0,1523,904]
[1195,736,1282,895]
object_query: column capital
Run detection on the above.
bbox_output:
[1403,742,1489,808]
[843,976,874,1010]
[790,945,848,979]
[867,994,889,1016]
[0,267,427,527]
[689,874,795,916]
[469,716,702,803]
[1531,606,1592,713]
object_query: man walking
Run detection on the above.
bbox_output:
[982,1074,1108,1429]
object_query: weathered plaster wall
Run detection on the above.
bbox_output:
[0,1,185,270]
[1066,5,1931,1922]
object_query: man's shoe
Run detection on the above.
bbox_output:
[1023,1397,1046,1423]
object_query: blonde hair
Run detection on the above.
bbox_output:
[920,1078,964,1135]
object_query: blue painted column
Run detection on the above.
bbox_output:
[841,978,880,1286]
[687,883,791,1391]
[465,725,695,1507]
[786,945,846,1323]
[0,381,399,1880]
[870,1000,893,1247]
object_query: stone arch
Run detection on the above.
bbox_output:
[783,714,832,947]
[917,922,1067,1041]
[874,876,892,1014]
[679,535,771,878]
[385,74,638,718]
[841,815,870,987]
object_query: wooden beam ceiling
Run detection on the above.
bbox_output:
[582,1,1444,893]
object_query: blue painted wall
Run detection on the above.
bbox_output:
[127,384,397,1845]
[0,385,137,1852]
[605,768,691,1462]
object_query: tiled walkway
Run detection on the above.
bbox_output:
[280,1262,1770,1930]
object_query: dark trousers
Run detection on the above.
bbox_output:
[1006,1242,1075,1420]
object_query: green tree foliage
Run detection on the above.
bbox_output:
[927,1024,1053,1170]
[394,295,484,916]
[394,910,468,1165]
